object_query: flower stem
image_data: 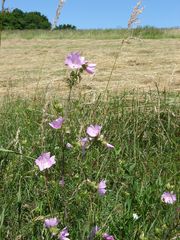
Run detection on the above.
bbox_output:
[60,132,65,178]
[44,172,53,214]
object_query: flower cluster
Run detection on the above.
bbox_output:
[86,124,114,149]
[65,52,96,89]
[44,217,69,240]
[33,53,177,240]
[65,52,96,74]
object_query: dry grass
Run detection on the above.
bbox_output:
[128,0,144,28]
[0,37,180,100]
[52,0,66,30]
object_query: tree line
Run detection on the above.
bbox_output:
[0,8,76,30]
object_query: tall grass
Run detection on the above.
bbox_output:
[52,0,66,30]
[0,90,179,239]
[1,28,180,40]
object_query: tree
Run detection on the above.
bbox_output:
[0,8,51,30]
[55,24,77,30]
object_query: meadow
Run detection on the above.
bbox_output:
[0,29,179,240]
[0,29,180,101]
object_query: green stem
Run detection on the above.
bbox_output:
[0,148,34,160]
[68,85,72,103]
[44,172,53,214]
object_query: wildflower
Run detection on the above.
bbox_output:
[161,192,176,204]
[35,152,56,171]
[59,177,65,187]
[87,226,100,240]
[80,137,88,146]
[92,225,100,234]
[44,217,59,228]
[59,227,70,240]
[65,52,86,69]
[87,125,102,138]
[49,117,64,129]
[103,233,115,240]
[85,63,96,74]
[106,143,115,149]
[98,180,106,196]
[133,213,139,220]
[176,207,180,213]
[66,143,73,149]
[80,137,88,156]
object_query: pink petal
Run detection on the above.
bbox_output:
[35,152,56,171]
[49,117,64,129]
[86,125,102,138]
[85,63,96,74]
[106,143,114,149]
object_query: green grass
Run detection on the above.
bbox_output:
[0,90,179,239]
[2,27,180,40]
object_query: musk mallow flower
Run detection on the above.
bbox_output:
[49,117,64,129]
[59,227,70,240]
[35,152,55,171]
[66,143,73,149]
[87,125,102,138]
[161,192,176,204]
[44,218,59,228]
[65,52,96,75]
[102,233,115,240]
[98,180,106,196]
[87,225,100,239]
[59,177,65,187]
[80,137,88,147]
[80,137,88,156]
[65,52,86,69]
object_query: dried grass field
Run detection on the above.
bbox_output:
[0,34,180,100]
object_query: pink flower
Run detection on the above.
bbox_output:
[66,143,73,149]
[103,233,115,240]
[44,217,59,228]
[80,137,89,157]
[98,180,106,196]
[80,137,88,147]
[35,152,56,171]
[88,226,100,239]
[86,125,102,138]
[106,143,114,149]
[59,177,65,187]
[59,227,70,240]
[49,117,64,129]
[65,52,86,69]
[85,63,96,74]
[161,192,176,204]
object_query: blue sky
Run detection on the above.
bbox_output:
[4,0,180,29]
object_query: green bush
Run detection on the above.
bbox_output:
[55,24,77,30]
